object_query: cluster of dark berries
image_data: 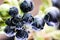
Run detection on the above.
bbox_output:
[4,0,45,40]
[4,0,60,40]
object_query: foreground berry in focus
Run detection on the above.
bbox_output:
[20,0,33,13]
[9,7,18,17]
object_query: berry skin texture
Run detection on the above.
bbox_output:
[44,7,60,26]
[11,15,22,25]
[9,7,18,17]
[4,26,15,37]
[5,18,15,26]
[5,15,22,26]
[16,29,28,38]
[22,13,34,23]
[20,0,33,13]
[32,17,45,30]
[4,26,15,34]
[16,22,24,30]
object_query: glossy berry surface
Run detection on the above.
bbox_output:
[20,0,33,13]
[16,29,28,38]
[44,7,60,26]
[4,26,15,35]
[5,18,15,26]
[9,7,18,17]
[32,18,45,30]
[16,22,24,30]
[4,26,15,33]
[22,13,34,23]
[11,15,22,25]
[44,13,58,26]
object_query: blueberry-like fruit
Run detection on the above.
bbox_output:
[32,18,45,30]
[44,7,60,26]
[4,26,15,37]
[22,13,34,23]
[16,22,24,30]
[11,15,22,25]
[20,0,33,13]
[16,29,28,38]
[9,7,18,17]
[5,18,15,26]
[44,13,58,26]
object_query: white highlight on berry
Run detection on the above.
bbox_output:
[4,32,16,37]
[15,37,28,40]
[45,7,60,19]
[45,7,59,14]
[25,0,33,7]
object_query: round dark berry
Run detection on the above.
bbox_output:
[32,18,45,30]
[22,13,34,23]
[9,7,18,17]
[16,29,28,38]
[44,7,60,26]
[5,18,15,26]
[11,15,22,25]
[20,0,33,13]
[4,26,15,37]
